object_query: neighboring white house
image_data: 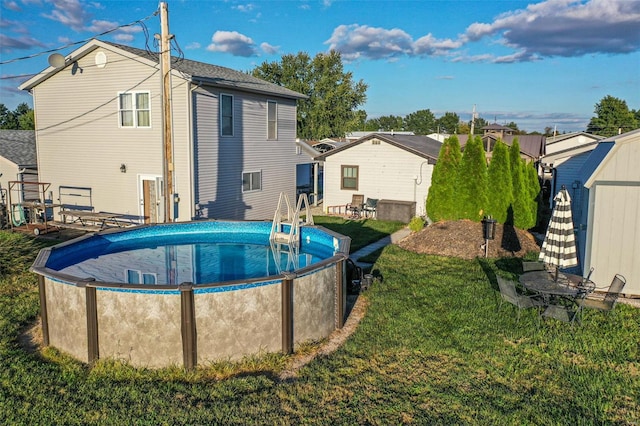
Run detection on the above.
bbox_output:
[345,131,414,142]
[295,139,323,205]
[0,130,38,204]
[19,39,306,223]
[574,128,640,297]
[315,133,441,218]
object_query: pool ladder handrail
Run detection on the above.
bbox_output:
[270,192,313,246]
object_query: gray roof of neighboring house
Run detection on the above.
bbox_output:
[545,131,603,146]
[0,130,37,166]
[104,42,307,100]
[458,134,546,158]
[482,123,514,131]
[314,133,442,162]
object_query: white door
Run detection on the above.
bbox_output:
[138,175,163,224]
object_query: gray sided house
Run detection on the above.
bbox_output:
[540,132,604,213]
[574,128,640,297]
[19,39,306,222]
[0,130,38,203]
[316,133,441,219]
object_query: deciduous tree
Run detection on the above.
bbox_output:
[437,112,460,134]
[252,51,367,140]
[586,95,637,137]
[404,109,436,135]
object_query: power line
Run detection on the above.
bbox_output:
[0,9,159,66]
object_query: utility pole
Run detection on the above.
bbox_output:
[159,2,174,223]
[470,104,476,135]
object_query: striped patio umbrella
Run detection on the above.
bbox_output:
[539,187,578,277]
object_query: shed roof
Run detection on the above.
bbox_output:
[314,133,442,162]
[0,130,37,166]
[581,128,640,188]
[20,39,307,100]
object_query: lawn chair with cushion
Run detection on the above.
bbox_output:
[363,198,378,218]
[497,276,545,321]
[583,274,626,314]
[345,194,364,219]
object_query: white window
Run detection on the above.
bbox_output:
[125,269,157,284]
[242,170,262,192]
[267,100,277,139]
[119,92,150,128]
[221,94,233,136]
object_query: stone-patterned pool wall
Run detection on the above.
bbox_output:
[37,255,346,369]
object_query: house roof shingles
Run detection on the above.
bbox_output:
[0,130,37,166]
[106,42,307,100]
[315,133,442,162]
[458,134,545,159]
[20,40,307,101]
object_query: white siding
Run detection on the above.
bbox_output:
[323,139,432,217]
[583,135,640,296]
[0,157,17,198]
[32,46,192,222]
[585,184,640,296]
[192,87,298,220]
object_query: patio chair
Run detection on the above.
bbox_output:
[363,198,378,218]
[582,274,626,313]
[542,280,595,325]
[522,261,545,272]
[497,276,545,321]
[345,194,364,218]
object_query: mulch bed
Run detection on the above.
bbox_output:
[398,219,541,259]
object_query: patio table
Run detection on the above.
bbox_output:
[520,271,594,323]
[519,271,581,298]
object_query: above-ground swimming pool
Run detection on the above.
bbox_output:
[31,221,351,369]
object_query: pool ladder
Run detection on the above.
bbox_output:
[270,192,313,246]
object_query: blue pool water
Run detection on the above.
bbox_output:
[44,221,341,285]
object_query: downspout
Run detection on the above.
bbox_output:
[413,161,429,216]
[188,80,203,220]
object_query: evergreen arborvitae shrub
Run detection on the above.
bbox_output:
[509,139,532,229]
[456,135,488,222]
[525,160,541,228]
[486,140,512,223]
[426,135,461,221]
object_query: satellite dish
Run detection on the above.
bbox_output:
[48,53,66,69]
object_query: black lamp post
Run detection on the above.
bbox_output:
[481,216,497,257]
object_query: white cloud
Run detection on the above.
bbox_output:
[185,42,201,50]
[113,33,133,43]
[325,24,460,61]
[462,0,640,60]
[42,0,91,31]
[260,42,279,55]
[234,3,255,13]
[4,1,21,12]
[206,30,258,57]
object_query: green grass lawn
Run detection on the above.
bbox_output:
[312,216,406,253]
[1,227,638,424]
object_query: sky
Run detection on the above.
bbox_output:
[1,0,639,133]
